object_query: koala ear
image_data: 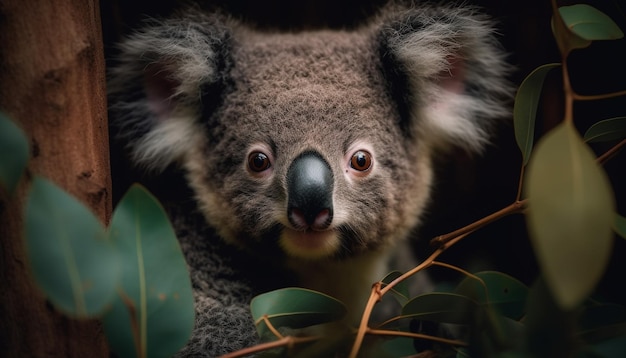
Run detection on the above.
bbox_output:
[377,5,512,152]
[108,14,232,171]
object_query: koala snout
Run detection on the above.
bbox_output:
[286,151,334,230]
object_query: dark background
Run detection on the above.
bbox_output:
[100,0,626,304]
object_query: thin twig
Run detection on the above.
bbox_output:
[573,90,626,101]
[349,282,383,358]
[430,200,527,248]
[367,328,467,347]
[597,138,626,165]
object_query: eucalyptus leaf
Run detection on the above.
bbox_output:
[513,63,561,166]
[559,5,624,41]
[401,293,480,325]
[0,111,29,194]
[455,271,528,320]
[250,287,347,339]
[525,122,615,310]
[583,117,626,143]
[103,184,195,358]
[614,214,626,240]
[381,271,411,305]
[551,5,591,54]
[25,176,119,317]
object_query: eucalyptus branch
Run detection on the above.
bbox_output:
[349,233,471,358]
[430,132,623,252]
[430,200,527,248]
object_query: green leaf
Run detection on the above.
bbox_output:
[455,271,528,320]
[614,214,626,240]
[0,111,29,194]
[250,287,347,339]
[25,176,118,317]
[381,271,411,305]
[513,63,561,166]
[401,293,480,325]
[583,117,626,143]
[103,184,195,358]
[559,5,624,41]
[525,122,615,310]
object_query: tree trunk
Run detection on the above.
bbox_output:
[0,0,110,356]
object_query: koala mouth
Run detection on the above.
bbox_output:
[279,227,341,260]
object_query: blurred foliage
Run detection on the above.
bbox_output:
[0,115,195,358]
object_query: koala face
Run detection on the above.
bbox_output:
[182,30,435,260]
[109,4,511,262]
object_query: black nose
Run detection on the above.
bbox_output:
[286,151,334,230]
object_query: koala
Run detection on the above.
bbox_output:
[108,1,511,356]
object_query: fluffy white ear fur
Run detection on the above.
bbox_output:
[108,18,227,171]
[385,6,512,152]
[132,111,205,170]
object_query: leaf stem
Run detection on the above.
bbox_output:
[516,165,525,202]
[561,57,575,125]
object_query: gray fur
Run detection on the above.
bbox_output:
[108,2,511,356]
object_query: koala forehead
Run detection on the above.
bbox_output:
[210,29,404,167]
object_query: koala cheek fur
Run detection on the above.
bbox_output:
[108,2,512,355]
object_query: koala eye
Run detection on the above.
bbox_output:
[350,150,372,171]
[248,152,271,172]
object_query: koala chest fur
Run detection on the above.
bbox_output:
[108,3,511,355]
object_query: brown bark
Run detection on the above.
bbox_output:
[0,0,110,357]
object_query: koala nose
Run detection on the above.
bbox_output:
[286,151,334,230]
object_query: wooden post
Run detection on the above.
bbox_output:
[0,0,110,356]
